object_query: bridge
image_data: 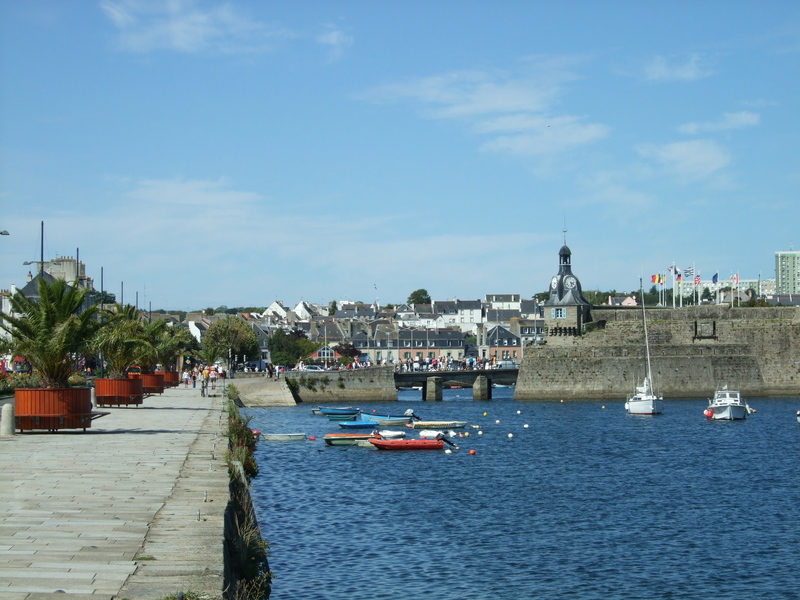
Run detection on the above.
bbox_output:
[394,368,518,400]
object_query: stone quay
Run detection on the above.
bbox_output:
[0,383,233,600]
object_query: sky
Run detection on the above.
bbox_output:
[1,1,799,311]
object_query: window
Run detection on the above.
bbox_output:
[403,352,410,359]
[551,308,567,319]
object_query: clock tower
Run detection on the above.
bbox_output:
[543,243,592,337]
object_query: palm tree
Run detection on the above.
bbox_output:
[91,304,149,379]
[1,278,102,388]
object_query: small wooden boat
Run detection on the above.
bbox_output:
[339,419,380,429]
[377,430,406,439]
[261,433,306,442]
[319,406,361,415]
[323,433,378,446]
[359,412,413,426]
[369,438,444,451]
[410,420,468,430]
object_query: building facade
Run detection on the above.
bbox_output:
[775,250,800,294]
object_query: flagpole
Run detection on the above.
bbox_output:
[672,262,676,309]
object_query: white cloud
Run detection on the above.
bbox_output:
[367,69,560,118]
[637,139,731,182]
[477,114,610,156]
[644,54,713,82]
[100,0,290,54]
[362,58,607,158]
[316,25,352,62]
[678,111,760,134]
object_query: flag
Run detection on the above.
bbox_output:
[684,267,694,277]
[734,273,739,284]
[651,275,658,283]
[669,266,681,278]
[712,273,718,284]
[694,275,701,285]
[676,273,682,282]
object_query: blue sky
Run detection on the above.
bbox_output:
[1,1,799,311]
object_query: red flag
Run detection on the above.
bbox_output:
[651,275,658,283]
[694,275,701,285]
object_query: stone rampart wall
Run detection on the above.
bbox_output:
[284,366,397,403]
[516,306,800,399]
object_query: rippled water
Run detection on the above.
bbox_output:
[248,389,800,600]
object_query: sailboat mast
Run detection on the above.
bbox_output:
[640,279,654,390]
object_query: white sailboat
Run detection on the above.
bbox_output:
[625,280,664,415]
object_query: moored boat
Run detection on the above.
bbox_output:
[377,430,406,439]
[369,438,445,451]
[411,420,468,429]
[359,411,414,426]
[419,429,457,438]
[319,406,361,416]
[323,433,378,446]
[261,433,307,442]
[339,419,380,429]
[625,279,664,416]
[704,387,752,420]
[625,378,664,416]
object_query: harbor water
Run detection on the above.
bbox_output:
[248,388,800,600]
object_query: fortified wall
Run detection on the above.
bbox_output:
[283,366,397,403]
[515,305,800,400]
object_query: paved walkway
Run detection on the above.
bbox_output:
[0,382,230,600]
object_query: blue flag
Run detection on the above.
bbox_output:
[712,273,719,284]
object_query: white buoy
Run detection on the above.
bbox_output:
[444,448,452,454]
[495,419,500,424]
[516,410,521,414]
[507,433,513,439]
[478,430,483,435]
[523,424,529,428]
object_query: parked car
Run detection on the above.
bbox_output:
[303,365,325,371]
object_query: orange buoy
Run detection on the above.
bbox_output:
[469,449,476,455]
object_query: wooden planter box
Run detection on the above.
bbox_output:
[14,387,108,432]
[140,373,165,395]
[155,371,180,388]
[95,377,144,407]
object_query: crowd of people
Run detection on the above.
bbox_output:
[182,364,226,393]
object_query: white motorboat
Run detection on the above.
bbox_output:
[376,430,406,439]
[704,387,752,420]
[625,279,664,416]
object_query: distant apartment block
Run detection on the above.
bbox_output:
[775,250,800,294]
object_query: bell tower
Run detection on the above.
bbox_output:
[543,238,592,337]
